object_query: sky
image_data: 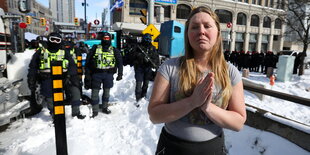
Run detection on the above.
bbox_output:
[0,42,309,154]
[36,0,110,25]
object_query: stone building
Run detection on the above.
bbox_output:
[111,0,287,53]
[2,0,53,36]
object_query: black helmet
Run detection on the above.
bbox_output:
[47,32,62,52]
[142,33,152,44]
[101,32,111,46]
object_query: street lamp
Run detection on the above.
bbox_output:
[82,0,89,39]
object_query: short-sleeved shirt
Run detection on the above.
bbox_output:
[158,57,242,142]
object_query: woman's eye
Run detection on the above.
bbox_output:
[204,25,211,28]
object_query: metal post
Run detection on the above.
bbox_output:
[51,61,68,155]
[148,0,154,25]
[84,0,88,39]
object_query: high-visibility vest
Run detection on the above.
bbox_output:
[69,49,77,64]
[94,45,115,69]
[39,48,69,71]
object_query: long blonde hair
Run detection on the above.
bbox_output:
[179,6,232,108]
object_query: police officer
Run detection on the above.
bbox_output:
[27,32,85,119]
[130,33,160,106]
[84,32,123,117]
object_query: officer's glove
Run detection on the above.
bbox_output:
[27,76,37,91]
[116,74,123,81]
[84,75,91,90]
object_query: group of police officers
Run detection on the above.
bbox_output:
[26,31,160,119]
[224,50,303,75]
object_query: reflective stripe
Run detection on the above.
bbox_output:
[94,45,116,69]
[70,49,78,64]
[39,48,68,70]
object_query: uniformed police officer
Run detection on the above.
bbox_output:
[129,33,160,106]
[84,32,123,117]
[27,32,85,119]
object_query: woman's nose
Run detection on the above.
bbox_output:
[198,26,205,35]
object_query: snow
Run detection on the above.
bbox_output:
[0,49,309,155]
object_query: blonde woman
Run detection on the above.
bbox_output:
[148,6,246,155]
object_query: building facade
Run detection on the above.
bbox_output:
[3,0,53,36]
[111,0,287,53]
[50,0,75,23]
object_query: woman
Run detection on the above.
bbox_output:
[148,6,246,155]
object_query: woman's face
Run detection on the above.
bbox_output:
[188,12,218,54]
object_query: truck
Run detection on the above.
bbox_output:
[158,20,185,60]
[0,8,31,128]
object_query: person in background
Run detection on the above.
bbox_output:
[129,33,160,107]
[84,32,123,117]
[27,32,85,119]
[148,6,246,155]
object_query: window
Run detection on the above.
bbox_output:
[273,35,279,41]
[262,34,269,43]
[251,15,259,26]
[222,31,229,40]
[176,4,191,19]
[250,34,257,42]
[129,0,148,15]
[163,5,171,18]
[270,0,274,7]
[236,33,244,41]
[258,0,262,5]
[252,0,256,4]
[215,9,232,23]
[249,43,256,51]
[174,26,181,33]
[275,18,282,29]
[237,13,247,25]
[265,0,269,6]
[263,16,271,28]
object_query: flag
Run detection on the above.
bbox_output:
[110,0,124,12]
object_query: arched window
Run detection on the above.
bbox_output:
[129,0,147,15]
[251,14,259,26]
[237,13,247,25]
[215,9,232,23]
[176,4,191,19]
[275,18,282,29]
[263,16,271,28]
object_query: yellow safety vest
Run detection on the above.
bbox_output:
[39,48,69,71]
[94,45,115,69]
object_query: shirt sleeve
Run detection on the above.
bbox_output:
[157,58,179,82]
[228,63,242,86]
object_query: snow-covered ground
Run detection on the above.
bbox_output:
[0,49,309,155]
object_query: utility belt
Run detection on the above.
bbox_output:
[39,68,68,73]
[93,68,116,74]
[38,70,68,80]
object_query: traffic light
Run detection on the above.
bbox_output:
[40,18,46,26]
[140,9,147,25]
[25,16,32,24]
[74,17,79,26]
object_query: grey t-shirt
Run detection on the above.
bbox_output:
[158,57,242,142]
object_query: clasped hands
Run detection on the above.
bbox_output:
[190,72,214,113]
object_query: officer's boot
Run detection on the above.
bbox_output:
[102,102,111,114]
[72,105,85,119]
[91,104,100,118]
[102,88,111,114]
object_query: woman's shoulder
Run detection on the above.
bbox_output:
[226,62,242,86]
[162,57,181,66]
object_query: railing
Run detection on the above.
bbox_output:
[243,80,310,151]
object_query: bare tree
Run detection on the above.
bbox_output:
[277,0,310,75]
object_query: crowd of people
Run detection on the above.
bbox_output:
[224,49,304,75]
